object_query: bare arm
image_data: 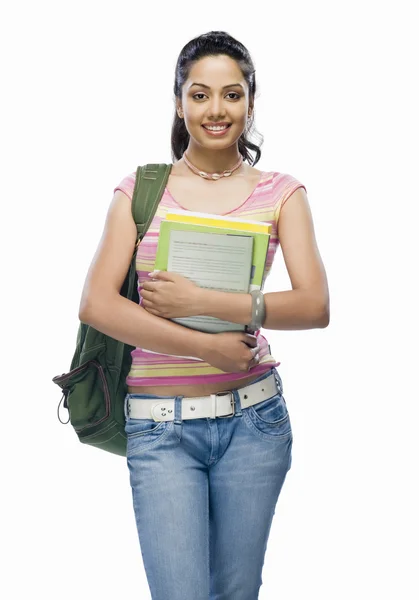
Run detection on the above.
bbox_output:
[191,187,330,330]
[268,187,330,328]
[78,190,211,357]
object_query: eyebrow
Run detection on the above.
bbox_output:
[189,82,244,90]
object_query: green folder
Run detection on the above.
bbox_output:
[154,220,270,292]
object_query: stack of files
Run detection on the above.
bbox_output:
[151,208,271,336]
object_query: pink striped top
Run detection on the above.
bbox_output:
[114,168,306,386]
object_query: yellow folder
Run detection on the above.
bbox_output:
[165,210,271,235]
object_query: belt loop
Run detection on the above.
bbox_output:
[232,389,242,416]
[174,395,183,424]
[124,394,130,420]
[273,369,283,394]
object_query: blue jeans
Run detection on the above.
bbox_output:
[123,367,293,600]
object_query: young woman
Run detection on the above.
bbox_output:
[79,31,329,600]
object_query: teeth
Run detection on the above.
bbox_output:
[204,125,229,131]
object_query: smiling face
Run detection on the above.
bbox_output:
[177,54,252,150]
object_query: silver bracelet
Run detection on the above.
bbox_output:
[248,290,266,332]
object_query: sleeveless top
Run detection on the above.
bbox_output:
[114,169,306,386]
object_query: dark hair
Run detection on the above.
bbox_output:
[171,31,263,166]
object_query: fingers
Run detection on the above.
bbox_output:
[248,354,260,370]
[250,345,261,358]
[247,345,261,370]
[244,333,258,347]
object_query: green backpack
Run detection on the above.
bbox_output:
[52,163,173,457]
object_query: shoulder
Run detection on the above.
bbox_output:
[243,165,305,196]
[113,170,137,201]
[272,170,307,214]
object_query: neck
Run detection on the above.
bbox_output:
[183,144,243,174]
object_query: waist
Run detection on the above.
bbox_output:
[127,334,278,397]
[127,370,269,398]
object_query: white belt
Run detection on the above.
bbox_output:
[126,372,279,422]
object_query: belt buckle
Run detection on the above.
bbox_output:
[217,391,235,418]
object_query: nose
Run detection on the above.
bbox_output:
[207,96,226,119]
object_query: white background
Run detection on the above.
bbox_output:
[1,1,418,598]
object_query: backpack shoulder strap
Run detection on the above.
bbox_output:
[131,163,173,244]
[114,163,172,371]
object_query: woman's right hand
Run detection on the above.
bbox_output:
[199,331,261,373]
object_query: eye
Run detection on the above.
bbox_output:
[192,92,241,101]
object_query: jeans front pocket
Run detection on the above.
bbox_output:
[125,417,167,438]
[125,417,173,456]
[243,392,292,442]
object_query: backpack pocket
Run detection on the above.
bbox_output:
[53,354,111,432]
